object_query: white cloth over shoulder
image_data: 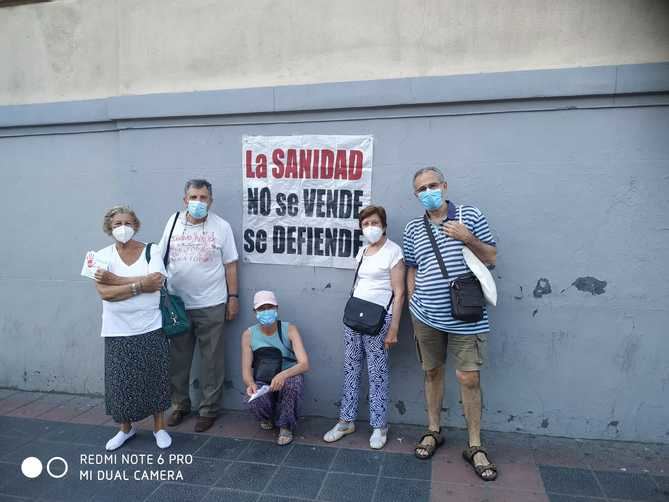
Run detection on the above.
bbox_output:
[157,212,239,310]
[98,243,165,337]
[352,238,403,309]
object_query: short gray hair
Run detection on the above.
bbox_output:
[412,166,445,187]
[103,205,141,235]
[184,179,213,198]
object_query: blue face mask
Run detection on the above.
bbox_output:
[256,309,278,326]
[418,189,443,211]
[187,200,208,219]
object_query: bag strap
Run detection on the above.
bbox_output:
[349,252,365,296]
[145,242,171,296]
[163,212,180,267]
[276,320,297,362]
[349,247,395,311]
[423,214,449,280]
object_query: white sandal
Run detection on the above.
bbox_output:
[277,428,293,446]
[323,422,355,443]
[369,427,388,450]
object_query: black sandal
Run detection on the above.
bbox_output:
[462,445,498,481]
[414,429,444,459]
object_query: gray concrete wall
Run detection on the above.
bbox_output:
[1,64,668,443]
[2,0,669,104]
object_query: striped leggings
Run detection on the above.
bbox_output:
[339,312,391,428]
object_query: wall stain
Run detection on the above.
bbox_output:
[541,419,549,429]
[608,420,620,434]
[572,276,607,295]
[532,309,538,317]
[533,279,552,298]
[507,415,515,422]
[395,400,406,415]
[514,286,524,300]
[324,283,332,289]
[618,335,641,373]
[192,378,200,390]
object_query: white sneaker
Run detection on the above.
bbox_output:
[323,422,355,443]
[369,427,388,450]
[153,429,172,449]
[105,427,136,451]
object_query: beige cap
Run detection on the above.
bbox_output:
[253,290,278,309]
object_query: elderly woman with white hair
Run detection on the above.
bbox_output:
[93,205,172,451]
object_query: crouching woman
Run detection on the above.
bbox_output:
[241,290,309,445]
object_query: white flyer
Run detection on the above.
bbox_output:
[248,384,271,402]
[80,250,110,280]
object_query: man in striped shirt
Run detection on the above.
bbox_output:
[403,166,498,481]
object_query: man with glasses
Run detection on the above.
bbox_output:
[403,167,498,481]
[158,179,240,433]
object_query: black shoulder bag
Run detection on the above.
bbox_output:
[342,252,393,335]
[422,214,485,323]
[252,320,297,384]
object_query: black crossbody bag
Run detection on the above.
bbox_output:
[252,320,297,384]
[422,213,485,323]
[342,252,393,336]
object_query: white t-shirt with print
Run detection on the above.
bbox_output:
[157,211,239,310]
[98,243,166,337]
[352,238,404,309]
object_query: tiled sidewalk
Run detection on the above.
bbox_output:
[0,389,667,502]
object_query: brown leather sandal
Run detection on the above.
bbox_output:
[462,445,498,481]
[414,429,444,459]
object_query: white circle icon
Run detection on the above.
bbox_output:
[46,457,68,479]
[21,457,43,478]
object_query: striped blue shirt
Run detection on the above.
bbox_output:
[403,201,496,335]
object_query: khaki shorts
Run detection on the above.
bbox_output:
[411,315,487,371]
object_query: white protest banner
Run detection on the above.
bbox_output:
[242,135,373,269]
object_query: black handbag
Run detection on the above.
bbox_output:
[342,253,393,335]
[423,215,485,323]
[252,321,296,384]
[252,347,283,385]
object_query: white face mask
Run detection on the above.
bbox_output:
[362,225,384,244]
[112,225,135,244]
